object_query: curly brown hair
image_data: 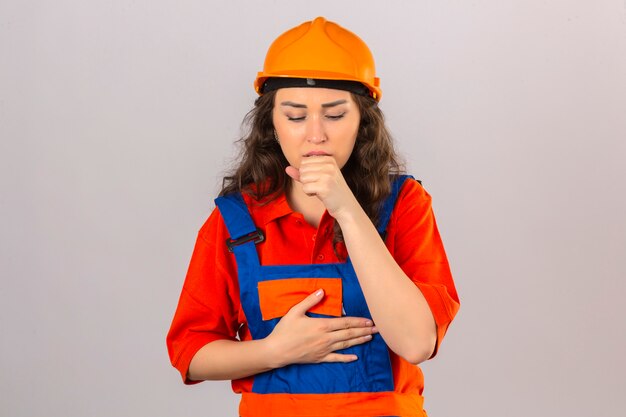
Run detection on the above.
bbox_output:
[220,90,405,243]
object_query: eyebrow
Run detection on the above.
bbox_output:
[280,99,348,109]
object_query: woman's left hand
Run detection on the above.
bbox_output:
[287,156,438,365]
[286,156,359,221]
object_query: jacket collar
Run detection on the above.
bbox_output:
[242,190,294,226]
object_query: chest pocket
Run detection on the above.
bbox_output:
[257,277,343,320]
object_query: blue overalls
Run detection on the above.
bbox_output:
[214,175,412,397]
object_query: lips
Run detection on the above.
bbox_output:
[304,151,331,157]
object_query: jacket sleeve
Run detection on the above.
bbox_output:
[166,208,241,384]
[387,179,460,358]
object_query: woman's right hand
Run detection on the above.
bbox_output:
[264,289,378,368]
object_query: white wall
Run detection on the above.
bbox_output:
[1,1,624,416]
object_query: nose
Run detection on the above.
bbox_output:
[305,115,327,143]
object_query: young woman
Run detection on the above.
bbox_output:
[167,16,459,417]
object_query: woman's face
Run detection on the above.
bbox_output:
[272,87,360,170]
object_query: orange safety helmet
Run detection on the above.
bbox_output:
[254,17,382,101]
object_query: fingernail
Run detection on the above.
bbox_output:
[315,289,324,297]
[371,326,378,333]
[365,320,373,326]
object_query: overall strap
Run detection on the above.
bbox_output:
[215,193,264,341]
[214,193,265,252]
[376,175,416,237]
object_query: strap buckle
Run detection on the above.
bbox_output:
[225,228,265,252]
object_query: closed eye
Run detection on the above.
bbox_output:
[326,113,345,120]
[287,116,306,122]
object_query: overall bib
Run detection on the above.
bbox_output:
[215,176,413,413]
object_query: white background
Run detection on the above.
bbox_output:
[1,1,625,416]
